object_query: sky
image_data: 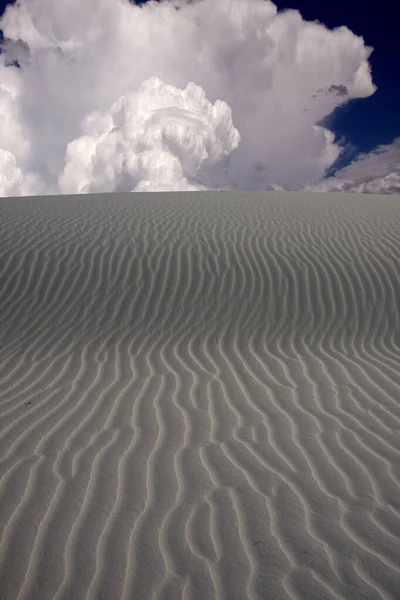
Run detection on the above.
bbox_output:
[0,0,399,197]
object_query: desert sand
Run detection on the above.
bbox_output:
[0,190,400,600]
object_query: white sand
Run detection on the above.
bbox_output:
[0,190,400,600]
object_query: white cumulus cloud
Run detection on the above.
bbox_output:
[59,76,240,193]
[302,137,400,194]
[0,0,396,196]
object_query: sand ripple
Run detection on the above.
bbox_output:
[0,191,400,600]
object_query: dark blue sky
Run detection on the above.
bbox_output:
[274,0,399,173]
[1,0,398,174]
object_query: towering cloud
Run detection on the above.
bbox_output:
[0,0,396,196]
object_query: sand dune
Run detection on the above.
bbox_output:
[0,190,400,600]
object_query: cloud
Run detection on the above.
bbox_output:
[302,137,400,194]
[59,76,240,193]
[1,0,394,197]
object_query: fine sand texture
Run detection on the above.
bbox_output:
[0,190,400,600]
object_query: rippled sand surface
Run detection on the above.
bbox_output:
[1,190,400,600]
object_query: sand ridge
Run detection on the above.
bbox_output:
[0,190,400,600]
